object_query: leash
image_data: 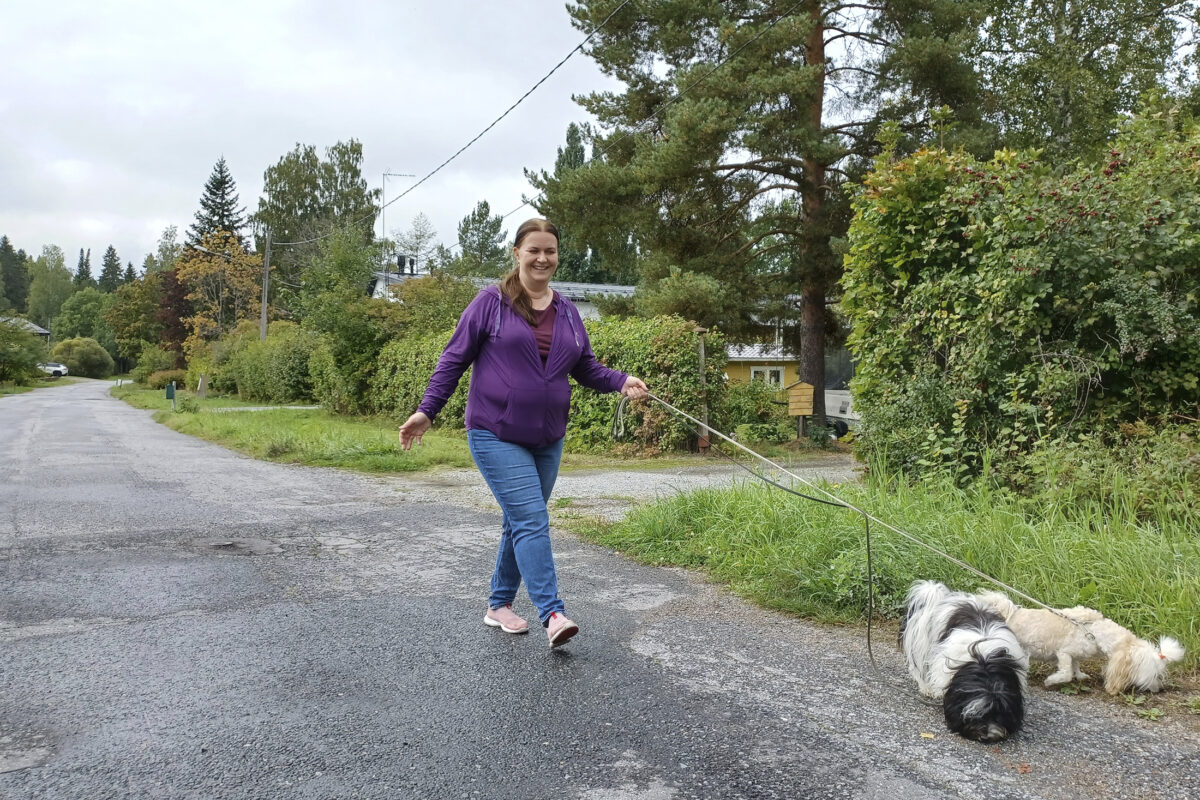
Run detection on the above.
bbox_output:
[613,392,1100,662]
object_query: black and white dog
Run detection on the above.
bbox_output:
[899,581,1029,742]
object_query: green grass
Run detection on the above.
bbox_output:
[0,381,36,396]
[571,472,1200,669]
[112,384,474,472]
[1,376,85,396]
[107,383,790,474]
[165,409,476,472]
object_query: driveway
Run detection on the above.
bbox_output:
[1,380,1197,799]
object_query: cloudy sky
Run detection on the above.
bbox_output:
[1,1,621,269]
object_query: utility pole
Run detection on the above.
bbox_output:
[260,229,271,341]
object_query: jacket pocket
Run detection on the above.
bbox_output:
[496,387,544,446]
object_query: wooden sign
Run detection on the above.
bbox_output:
[787,381,814,417]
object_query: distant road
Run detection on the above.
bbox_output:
[1,380,1197,799]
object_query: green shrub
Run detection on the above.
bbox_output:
[997,422,1200,525]
[717,379,788,432]
[225,322,318,403]
[0,319,47,384]
[843,107,1200,480]
[370,328,469,426]
[570,316,726,453]
[734,421,793,445]
[367,315,724,453]
[51,336,114,378]
[146,369,188,390]
[193,320,259,394]
[132,343,177,384]
[308,339,360,415]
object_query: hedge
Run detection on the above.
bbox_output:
[368,314,726,453]
[842,107,1200,478]
[225,322,319,403]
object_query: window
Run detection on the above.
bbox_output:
[750,366,784,386]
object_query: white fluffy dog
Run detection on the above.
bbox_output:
[976,591,1185,695]
[900,581,1029,742]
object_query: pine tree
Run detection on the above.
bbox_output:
[447,201,507,277]
[0,235,31,312]
[188,156,248,249]
[73,248,95,289]
[123,261,137,284]
[98,245,124,293]
[527,124,636,284]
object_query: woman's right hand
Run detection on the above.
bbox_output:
[398,412,432,451]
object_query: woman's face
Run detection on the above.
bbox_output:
[514,231,559,289]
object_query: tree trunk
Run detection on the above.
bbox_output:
[799,5,827,426]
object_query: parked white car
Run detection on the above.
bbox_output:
[38,362,69,377]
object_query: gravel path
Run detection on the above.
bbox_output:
[397,455,862,523]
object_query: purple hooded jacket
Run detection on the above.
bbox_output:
[417,285,628,448]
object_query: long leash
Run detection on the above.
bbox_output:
[613,392,1100,668]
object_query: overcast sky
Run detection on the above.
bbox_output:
[1,1,621,270]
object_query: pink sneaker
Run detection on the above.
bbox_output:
[546,612,579,648]
[484,605,529,634]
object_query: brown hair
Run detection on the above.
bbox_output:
[500,218,560,325]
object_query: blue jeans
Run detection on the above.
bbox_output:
[467,429,565,623]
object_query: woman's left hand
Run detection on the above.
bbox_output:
[621,376,649,399]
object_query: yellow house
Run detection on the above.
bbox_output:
[724,343,800,387]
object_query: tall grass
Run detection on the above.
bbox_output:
[579,471,1199,667]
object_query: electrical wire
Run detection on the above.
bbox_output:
[487,0,810,231]
[271,0,636,248]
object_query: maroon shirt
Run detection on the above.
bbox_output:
[531,303,556,363]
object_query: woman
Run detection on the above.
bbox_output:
[398,218,648,648]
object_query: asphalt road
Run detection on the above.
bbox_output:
[1,380,1197,799]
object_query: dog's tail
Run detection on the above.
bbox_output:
[975,590,1018,620]
[1158,637,1186,663]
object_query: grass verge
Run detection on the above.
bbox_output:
[111,384,474,472]
[570,474,1199,673]
[1,376,84,396]
[109,383,838,474]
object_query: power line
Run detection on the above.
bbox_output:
[449,0,809,254]
[272,0,636,248]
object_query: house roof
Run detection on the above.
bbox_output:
[0,316,49,336]
[726,343,797,361]
[369,273,636,301]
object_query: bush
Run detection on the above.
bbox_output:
[190,320,259,395]
[368,315,724,454]
[370,329,469,425]
[734,421,793,445]
[308,340,359,415]
[146,369,188,390]
[716,379,788,432]
[996,422,1200,524]
[225,322,318,403]
[0,319,47,384]
[132,343,177,384]
[570,316,726,453]
[843,106,1200,480]
[51,337,114,378]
